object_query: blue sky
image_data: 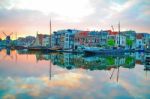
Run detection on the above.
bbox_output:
[0,0,150,38]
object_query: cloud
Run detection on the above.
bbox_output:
[80,0,150,32]
[0,0,150,38]
[2,94,16,99]
[0,72,92,98]
[0,0,94,20]
[0,8,51,37]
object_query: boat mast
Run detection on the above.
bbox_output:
[110,68,115,79]
[50,18,52,48]
[117,57,120,82]
[49,18,52,80]
[15,32,17,62]
[118,22,120,48]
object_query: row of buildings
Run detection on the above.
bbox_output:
[31,29,150,50]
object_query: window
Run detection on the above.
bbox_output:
[66,38,68,41]
[86,38,88,43]
[117,41,119,44]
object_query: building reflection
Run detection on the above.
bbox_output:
[17,50,140,71]
[0,49,13,62]
[1,49,149,81]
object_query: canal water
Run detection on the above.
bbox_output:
[0,49,150,99]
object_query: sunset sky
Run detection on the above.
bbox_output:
[0,0,150,39]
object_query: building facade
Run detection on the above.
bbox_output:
[122,31,136,49]
[136,33,144,50]
[107,30,126,48]
[52,29,79,49]
[74,30,108,49]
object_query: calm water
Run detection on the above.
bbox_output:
[0,49,150,99]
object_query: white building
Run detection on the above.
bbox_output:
[115,35,126,47]
[64,29,79,49]
[107,33,126,48]
[52,29,79,50]
[122,31,136,49]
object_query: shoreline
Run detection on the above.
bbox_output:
[0,46,149,54]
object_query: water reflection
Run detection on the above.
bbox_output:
[0,49,150,99]
[17,50,147,71]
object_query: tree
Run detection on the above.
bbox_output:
[107,57,115,65]
[107,38,115,47]
[125,57,133,64]
[126,39,133,49]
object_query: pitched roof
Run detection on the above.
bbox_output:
[78,31,89,36]
[107,30,118,35]
[136,34,143,39]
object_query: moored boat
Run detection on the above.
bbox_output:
[83,47,126,55]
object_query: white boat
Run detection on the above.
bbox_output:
[84,46,102,51]
[83,46,125,55]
